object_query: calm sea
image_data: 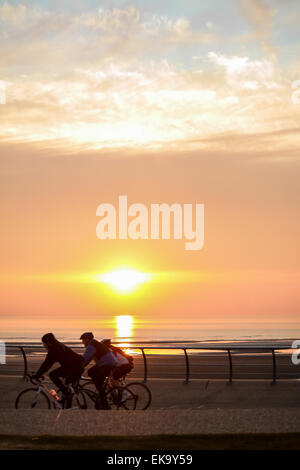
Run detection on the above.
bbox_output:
[2,325,300,345]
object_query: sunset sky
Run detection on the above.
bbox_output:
[1,0,300,338]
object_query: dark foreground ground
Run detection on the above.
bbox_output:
[1,434,300,450]
[1,408,300,450]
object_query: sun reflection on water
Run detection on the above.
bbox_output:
[115,315,134,339]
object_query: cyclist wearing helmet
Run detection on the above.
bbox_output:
[33,333,85,400]
[80,332,118,395]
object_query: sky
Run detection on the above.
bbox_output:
[0,0,300,338]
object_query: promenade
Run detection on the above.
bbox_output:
[1,348,300,449]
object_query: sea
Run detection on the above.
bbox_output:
[2,324,300,348]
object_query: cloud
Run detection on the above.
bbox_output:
[1,53,298,153]
[208,52,278,89]
[0,2,27,25]
[0,3,298,152]
[0,4,216,73]
[76,7,215,44]
[238,0,278,61]
[0,60,219,147]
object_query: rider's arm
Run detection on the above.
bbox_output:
[83,343,96,366]
[35,350,56,378]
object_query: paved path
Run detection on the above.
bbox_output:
[0,376,300,410]
[2,376,300,409]
[1,408,300,436]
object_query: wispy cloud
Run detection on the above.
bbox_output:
[237,0,278,61]
[0,4,216,70]
[208,52,278,89]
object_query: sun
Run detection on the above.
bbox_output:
[97,268,150,293]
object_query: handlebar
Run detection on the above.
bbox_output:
[26,373,44,385]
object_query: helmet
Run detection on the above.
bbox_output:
[101,338,111,346]
[41,332,56,344]
[80,332,94,341]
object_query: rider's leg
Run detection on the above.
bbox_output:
[64,368,85,408]
[110,367,120,388]
[111,365,126,387]
[112,364,131,385]
[112,365,132,402]
[88,365,110,393]
[88,365,112,408]
[66,366,84,388]
[49,366,69,395]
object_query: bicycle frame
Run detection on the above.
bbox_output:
[25,375,83,410]
[32,380,64,409]
[81,373,126,390]
[39,383,63,409]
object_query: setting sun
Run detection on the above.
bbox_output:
[97,269,150,293]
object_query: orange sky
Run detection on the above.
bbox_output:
[1,143,299,333]
[0,1,300,335]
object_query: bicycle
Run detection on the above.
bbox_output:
[80,374,152,410]
[15,373,152,411]
[15,374,87,410]
[78,377,129,410]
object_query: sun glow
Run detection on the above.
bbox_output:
[97,268,150,293]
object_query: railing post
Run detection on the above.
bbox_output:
[272,349,277,385]
[227,349,233,385]
[141,348,148,383]
[183,348,190,384]
[19,346,27,379]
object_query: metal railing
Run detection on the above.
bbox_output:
[4,342,298,385]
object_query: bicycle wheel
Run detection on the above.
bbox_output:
[124,382,152,410]
[80,387,98,409]
[81,380,97,393]
[69,390,87,409]
[103,386,128,410]
[15,388,51,409]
